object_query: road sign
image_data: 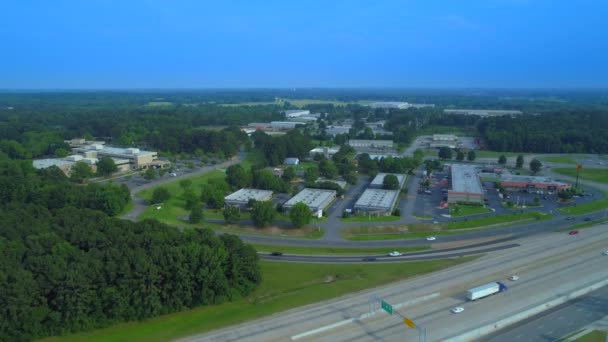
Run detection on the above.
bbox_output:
[381,300,393,315]
[577,164,582,170]
[404,317,415,329]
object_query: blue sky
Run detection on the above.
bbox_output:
[1,0,606,89]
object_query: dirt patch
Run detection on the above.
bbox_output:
[222,224,317,237]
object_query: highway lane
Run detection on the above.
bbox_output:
[179,224,608,342]
[483,285,608,342]
[313,239,608,341]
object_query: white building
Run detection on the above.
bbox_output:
[284,110,311,118]
[284,188,336,212]
[370,173,407,189]
[225,188,274,207]
[354,189,400,215]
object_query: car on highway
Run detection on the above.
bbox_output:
[426,236,436,241]
[388,251,402,257]
[270,252,283,256]
[451,307,464,314]
[565,216,575,220]
[603,251,608,256]
[584,217,592,221]
[509,275,520,281]
[568,230,579,235]
[362,257,377,262]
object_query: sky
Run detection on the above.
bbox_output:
[1,0,607,89]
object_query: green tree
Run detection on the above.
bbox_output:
[223,206,241,223]
[151,187,171,204]
[516,155,524,168]
[498,155,507,165]
[70,162,93,183]
[179,179,192,190]
[183,188,199,210]
[382,174,400,190]
[144,167,156,180]
[467,150,476,161]
[96,156,118,177]
[226,164,251,190]
[456,151,465,161]
[282,167,296,182]
[251,201,276,227]
[189,202,203,223]
[305,167,319,183]
[289,202,312,228]
[318,159,338,179]
[530,159,542,175]
[54,147,70,157]
[438,147,452,160]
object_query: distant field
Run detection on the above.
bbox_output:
[539,156,578,164]
[43,257,477,342]
[145,101,174,107]
[552,168,608,184]
[475,151,531,159]
[220,98,372,107]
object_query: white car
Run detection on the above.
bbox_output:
[388,251,402,257]
[509,275,520,281]
[426,236,436,241]
[603,251,608,256]
[451,307,464,314]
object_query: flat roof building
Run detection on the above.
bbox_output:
[369,102,411,109]
[370,173,407,189]
[284,188,336,212]
[225,188,274,207]
[499,175,571,191]
[354,189,400,215]
[432,134,458,142]
[73,144,158,169]
[348,139,393,149]
[284,158,300,166]
[449,164,484,204]
[444,109,523,117]
[309,146,340,159]
[284,110,310,118]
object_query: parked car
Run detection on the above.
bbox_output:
[602,251,608,256]
[426,236,436,241]
[569,230,579,235]
[451,307,464,314]
[565,216,575,221]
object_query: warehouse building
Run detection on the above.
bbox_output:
[309,146,340,159]
[499,175,571,192]
[284,109,310,118]
[284,188,336,213]
[369,102,411,109]
[225,188,274,208]
[353,189,400,215]
[370,173,407,189]
[348,139,394,150]
[283,158,300,166]
[444,109,523,117]
[448,164,484,204]
[73,144,159,169]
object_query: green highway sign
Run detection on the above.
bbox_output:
[381,300,393,315]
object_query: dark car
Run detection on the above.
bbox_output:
[362,257,377,262]
[584,217,592,221]
[566,216,575,220]
[568,230,579,235]
[270,251,283,256]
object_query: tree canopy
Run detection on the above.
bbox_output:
[289,202,312,228]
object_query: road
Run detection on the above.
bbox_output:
[178,224,608,342]
[484,285,608,341]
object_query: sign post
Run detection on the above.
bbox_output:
[381,300,393,315]
[576,164,582,189]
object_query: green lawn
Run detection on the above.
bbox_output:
[576,330,608,342]
[446,211,550,229]
[552,168,608,184]
[560,218,608,231]
[340,215,401,223]
[539,156,579,165]
[475,151,530,159]
[558,196,608,215]
[251,244,430,255]
[42,257,476,342]
[450,205,492,217]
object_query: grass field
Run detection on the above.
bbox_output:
[450,205,492,217]
[43,257,476,342]
[340,215,401,223]
[341,211,551,240]
[576,330,608,342]
[539,156,579,164]
[560,218,608,231]
[475,151,530,159]
[558,196,608,215]
[145,101,174,107]
[552,168,608,184]
[251,244,430,255]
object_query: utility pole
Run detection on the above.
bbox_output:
[576,164,582,190]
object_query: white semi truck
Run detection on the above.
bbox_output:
[466,282,508,301]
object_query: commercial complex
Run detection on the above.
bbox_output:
[370,173,407,189]
[444,109,523,117]
[284,188,336,213]
[448,164,484,204]
[309,146,340,159]
[225,188,274,207]
[284,110,311,118]
[499,175,571,192]
[429,134,459,149]
[348,139,393,150]
[353,189,400,215]
[72,144,161,170]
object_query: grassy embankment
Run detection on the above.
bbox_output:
[552,168,608,184]
[251,244,430,255]
[42,257,477,342]
[539,156,579,164]
[342,211,551,240]
[450,204,492,217]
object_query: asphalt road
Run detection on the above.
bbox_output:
[178,224,608,342]
[483,285,608,342]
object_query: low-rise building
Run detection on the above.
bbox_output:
[354,189,400,215]
[309,146,340,159]
[284,188,336,212]
[369,102,411,109]
[225,188,274,207]
[73,144,159,169]
[444,109,523,117]
[448,164,484,204]
[370,173,407,189]
[348,139,393,150]
[285,109,310,118]
[284,158,300,166]
[499,175,571,192]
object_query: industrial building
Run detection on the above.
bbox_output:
[283,158,300,166]
[348,139,393,150]
[309,146,340,159]
[325,125,352,136]
[444,109,523,117]
[353,189,400,215]
[499,175,571,192]
[285,109,311,118]
[369,102,411,109]
[284,188,336,212]
[448,164,484,204]
[32,158,78,175]
[73,144,160,170]
[225,188,274,207]
[370,173,407,189]
[429,134,459,149]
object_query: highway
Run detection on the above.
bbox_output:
[179,224,608,342]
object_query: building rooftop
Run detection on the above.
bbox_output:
[444,109,523,117]
[371,173,407,188]
[369,102,410,109]
[500,174,570,186]
[451,164,484,194]
[74,145,157,157]
[354,189,399,210]
[225,188,274,203]
[32,158,74,169]
[348,139,393,147]
[432,134,458,141]
[284,188,336,209]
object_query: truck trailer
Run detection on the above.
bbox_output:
[466,282,507,301]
